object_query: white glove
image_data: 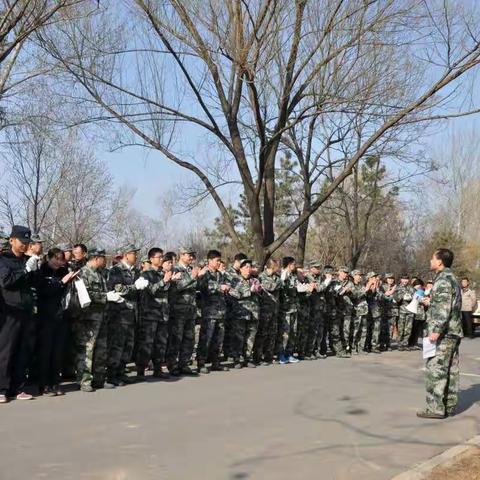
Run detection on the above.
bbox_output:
[107,291,123,303]
[134,277,149,290]
[25,255,40,272]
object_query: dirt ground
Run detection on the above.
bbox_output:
[425,447,480,480]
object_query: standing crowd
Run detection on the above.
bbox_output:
[0,226,476,413]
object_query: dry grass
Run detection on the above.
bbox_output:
[424,446,480,480]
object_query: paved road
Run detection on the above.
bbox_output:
[1,341,479,480]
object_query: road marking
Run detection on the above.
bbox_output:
[460,372,480,378]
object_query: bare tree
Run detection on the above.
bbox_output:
[39,0,480,264]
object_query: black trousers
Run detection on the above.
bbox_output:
[37,312,67,388]
[461,311,474,338]
[0,310,35,395]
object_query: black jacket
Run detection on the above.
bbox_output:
[0,251,36,313]
[36,263,67,321]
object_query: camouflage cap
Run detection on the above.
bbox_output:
[308,260,322,268]
[323,265,335,274]
[338,266,350,274]
[351,269,362,276]
[122,244,140,254]
[400,273,410,279]
[88,247,106,258]
[385,272,395,279]
[179,246,196,255]
[239,258,252,268]
[57,242,73,252]
[141,257,151,264]
[366,271,378,279]
[31,233,44,243]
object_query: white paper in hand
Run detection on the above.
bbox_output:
[74,278,91,308]
[423,337,437,359]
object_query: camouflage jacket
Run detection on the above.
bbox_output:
[305,273,326,312]
[107,261,141,311]
[393,284,415,314]
[335,279,354,313]
[350,282,369,316]
[140,267,170,311]
[280,271,300,312]
[80,264,107,311]
[170,262,197,307]
[198,269,227,318]
[366,287,383,318]
[258,270,282,308]
[381,284,399,316]
[228,275,259,319]
[427,268,463,338]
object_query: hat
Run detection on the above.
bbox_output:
[141,257,151,264]
[351,270,362,276]
[30,233,44,243]
[10,225,31,243]
[366,271,378,279]
[385,273,395,279]
[400,273,410,279]
[323,265,334,274]
[57,242,73,252]
[338,266,350,274]
[89,248,106,258]
[239,258,252,268]
[179,246,196,255]
[122,244,140,254]
[308,260,322,268]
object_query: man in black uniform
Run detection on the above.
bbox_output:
[0,225,38,403]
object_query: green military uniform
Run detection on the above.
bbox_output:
[229,272,260,367]
[106,256,141,383]
[424,267,463,416]
[277,270,300,359]
[74,259,108,389]
[350,272,369,354]
[223,265,241,359]
[381,276,398,350]
[394,282,415,350]
[197,269,228,370]
[295,279,312,359]
[365,272,382,353]
[336,268,354,355]
[254,270,282,364]
[166,259,197,374]
[136,266,170,375]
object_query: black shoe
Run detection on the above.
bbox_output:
[416,410,446,419]
[136,369,146,380]
[170,368,182,377]
[80,384,94,393]
[153,369,170,379]
[180,366,199,376]
[372,348,381,354]
[233,361,243,369]
[211,363,229,371]
[198,365,210,374]
[103,382,116,389]
[245,361,257,368]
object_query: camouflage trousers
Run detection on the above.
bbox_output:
[330,313,344,355]
[425,337,460,415]
[312,311,327,356]
[277,309,298,356]
[71,310,106,387]
[197,315,225,365]
[380,314,397,348]
[304,309,323,356]
[135,315,168,370]
[107,310,136,381]
[352,314,367,351]
[295,304,311,356]
[166,304,196,371]
[340,311,353,349]
[231,314,258,361]
[397,312,414,347]
[253,307,278,362]
[365,315,382,350]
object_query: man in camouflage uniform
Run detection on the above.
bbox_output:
[336,266,354,356]
[106,244,146,385]
[381,274,398,350]
[74,248,117,392]
[254,259,282,365]
[417,248,463,419]
[228,259,262,368]
[350,270,369,354]
[295,267,315,360]
[365,272,383,353]
[307,262,330,359]
[166,247,202,376]
[394,274,415,351]
[223,253,248,360]
[322,265,338,355]
[277,257,303,364]
[135,248,176,380]
[197,250,230,373]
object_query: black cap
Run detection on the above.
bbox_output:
[239,258,252,268]
[10,225,31,243]
[89,248,106,258]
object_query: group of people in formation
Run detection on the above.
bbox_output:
[0,224,438,403]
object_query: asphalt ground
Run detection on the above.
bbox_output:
[1,340,479,480]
